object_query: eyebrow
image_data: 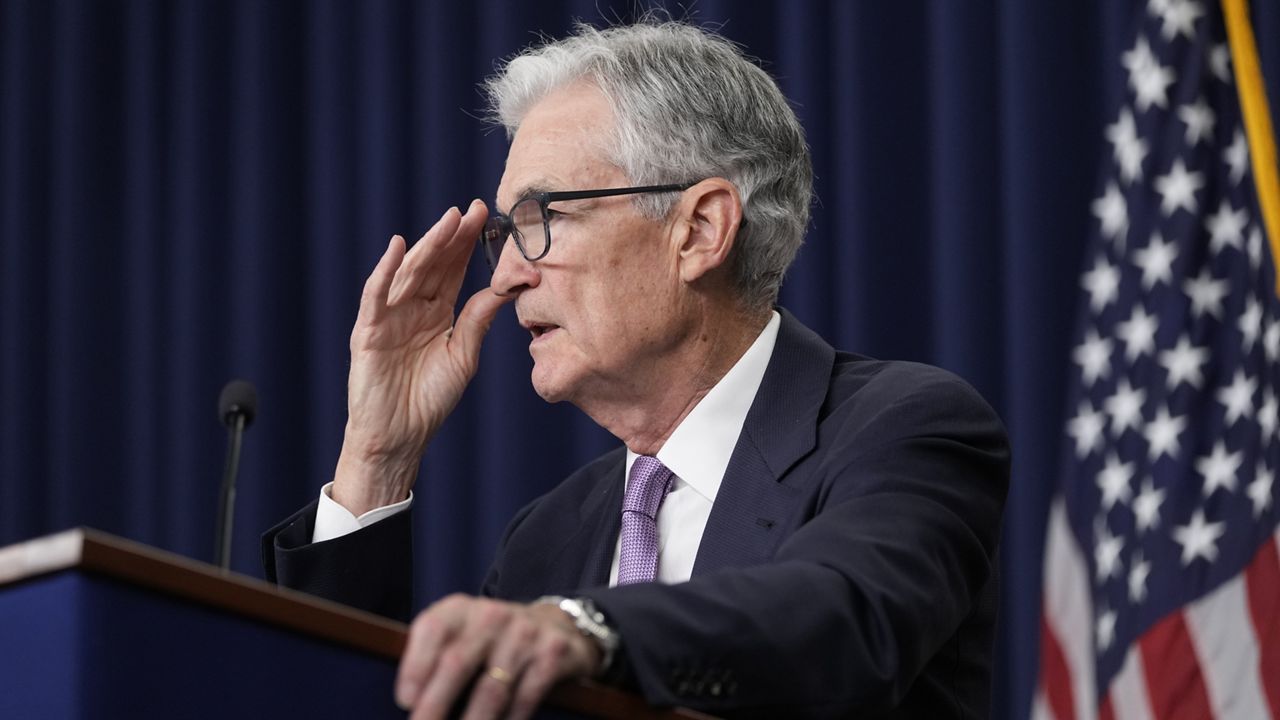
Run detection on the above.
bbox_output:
[496,181,556,214]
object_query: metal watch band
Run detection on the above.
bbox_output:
[536,595,619,675]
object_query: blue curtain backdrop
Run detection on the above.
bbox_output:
[3,1,1279,718]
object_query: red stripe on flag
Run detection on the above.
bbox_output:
[1141,609,1208,717]
[1099,692,1116,720]
[1244,535,1280,718]
[1138,612,1214,720]
[1040,610,1077,720]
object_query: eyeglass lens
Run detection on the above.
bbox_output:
[511,198,547,259]
[481,197,550,270]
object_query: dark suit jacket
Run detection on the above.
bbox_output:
[264,309,1010,719]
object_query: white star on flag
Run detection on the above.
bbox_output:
[1095,521,1126,580]
[1156,0,1205,40]
[1248,463,1273,518]
[1127,552,1151,603]
[1183,267,1229,318]
[1215,369,1256,426]
[1116,306,1159,361]
[1177,98,1215,145]
[1257,388,1278,438]
[1107,108,1150,184]
[1171,508,1226,565]
[1074,329,1114,386]
[1248,226,1264,269]
[1205,199,1248,254]
[1097,452,1136,510]
[1196,440,1242,496]
[1208,43,1231,82]
[1122,36,1177,111]
[1265,318,1280,362]
[1142,406,1186,460]
[1132,232,1178,289]
[1096,606,1118,651]
[1223,130,1249,184]
[1133,478,1167,532]
[1158,334,1209,389]
[1082,257,1122,313]
[1238,296,1263,350]
[1092,182,1130,245]
[1104,378,1147,437]
[1154,158,1204,216]
[1068,401,1107,458]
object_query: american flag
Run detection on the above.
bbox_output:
[1035,1,1280,719]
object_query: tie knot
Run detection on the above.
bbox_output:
[624,455,674,519]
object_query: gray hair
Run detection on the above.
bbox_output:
[483,20,813,311]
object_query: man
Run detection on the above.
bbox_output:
[264,20,1009,720]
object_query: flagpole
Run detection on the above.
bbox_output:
[1221,0,1280,294]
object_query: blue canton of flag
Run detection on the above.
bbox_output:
[1037,1,1280,719]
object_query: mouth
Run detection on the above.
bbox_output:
[523,321,561,342]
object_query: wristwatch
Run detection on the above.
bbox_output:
[537,595,620,675]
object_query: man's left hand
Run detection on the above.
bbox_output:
[395,594,602,720]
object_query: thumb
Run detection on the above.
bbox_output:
[451,288,512,363]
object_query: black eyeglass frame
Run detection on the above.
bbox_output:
[478,182,698,271]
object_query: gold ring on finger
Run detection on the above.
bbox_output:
[486,666,514,686]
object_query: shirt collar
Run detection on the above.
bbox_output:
[625,311,782,501]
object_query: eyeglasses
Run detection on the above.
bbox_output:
[478,183,696,272]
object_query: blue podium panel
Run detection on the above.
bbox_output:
[0,571,403,719]
[0,530,709,720]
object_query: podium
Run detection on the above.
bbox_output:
[0,529,712,719]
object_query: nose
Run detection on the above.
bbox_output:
[490,234,540,296]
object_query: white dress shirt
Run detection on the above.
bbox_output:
[313,311,782,587]
[609,311,779,584]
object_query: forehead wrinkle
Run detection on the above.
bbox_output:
[497,85,622,212]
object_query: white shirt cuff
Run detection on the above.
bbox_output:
[311,481,413,544]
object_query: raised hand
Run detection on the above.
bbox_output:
[332,200,511,515]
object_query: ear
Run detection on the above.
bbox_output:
[672,178,743,284]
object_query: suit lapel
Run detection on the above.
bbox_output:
[692,310,836,576]
[573,453,625,589]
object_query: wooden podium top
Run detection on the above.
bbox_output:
[0,528,714,720]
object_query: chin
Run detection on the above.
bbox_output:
[529,364,572,404]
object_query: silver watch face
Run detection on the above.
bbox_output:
[540,595,618,661]
[572,598,600,622]
[559,597,585,618]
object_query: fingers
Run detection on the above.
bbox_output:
[387,206,463,306]
[400,596,507,720]
[504,629,574,720]
[415,636,492,718]
[396,597,592,720]
[459,617,536,720]
[396,596,463,710]
[414,199,488,303]
[389,200,488,307]
[355,200,488,338]
[358,234,408,325]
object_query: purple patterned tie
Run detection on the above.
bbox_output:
[617,455,675,585]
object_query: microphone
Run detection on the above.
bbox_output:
[215,380,258,570]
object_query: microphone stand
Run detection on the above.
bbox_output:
[215,411,247,571]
